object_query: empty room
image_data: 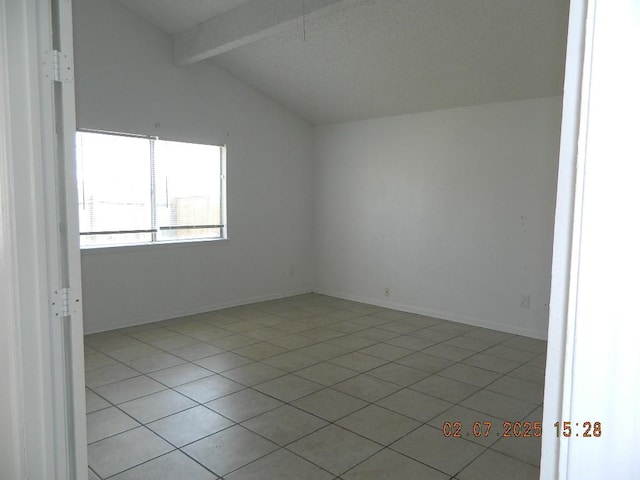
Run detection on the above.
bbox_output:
[0,0,640,480]
[5,1,640,479]
[75,0,565,478]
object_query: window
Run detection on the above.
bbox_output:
[76,130,226,247]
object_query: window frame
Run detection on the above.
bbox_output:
[76,129,227,249]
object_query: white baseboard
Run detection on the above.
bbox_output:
[312,288,548,340]
[85,287,548,340]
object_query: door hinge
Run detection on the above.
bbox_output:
[51,288,80,318]
[42,50,73,84]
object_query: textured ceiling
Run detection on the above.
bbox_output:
[115,0,569,125]
[115,0,253,34]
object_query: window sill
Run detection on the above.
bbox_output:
[80,237,228,256]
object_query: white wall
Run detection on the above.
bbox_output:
[74,0,560,339]
[314,97,561,339]
[74,0,314,333]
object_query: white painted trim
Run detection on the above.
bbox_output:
[314,289,547,339]
[80,237,228,256]
[52,0,88,475]
[36,0,74,474]
[2,0,88,478]
[84,289,313,334]
[0,1,26,477]
[541,0,591,477]
[559,0,640,476]
[543,0,640,478]
[2,0,59,477]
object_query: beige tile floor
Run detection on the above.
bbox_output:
[85,294,546,479]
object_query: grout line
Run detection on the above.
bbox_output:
[85,294,545,478]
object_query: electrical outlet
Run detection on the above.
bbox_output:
[384,287,391,297]
[520,295,531,309]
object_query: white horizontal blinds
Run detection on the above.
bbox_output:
[76,131,223,246]
[76,131,153,246]
[154,140,223,241]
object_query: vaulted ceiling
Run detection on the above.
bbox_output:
[115,0,570,125]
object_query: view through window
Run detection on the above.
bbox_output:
[76,131,225,247]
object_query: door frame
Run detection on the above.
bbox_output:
[540,0,591,475]
[541,0,640,478]
[0,0,86,478]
